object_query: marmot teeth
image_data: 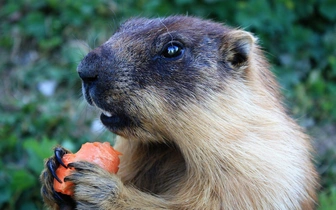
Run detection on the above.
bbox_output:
[102,110,113,117]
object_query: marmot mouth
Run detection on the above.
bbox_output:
[100,112,132,134]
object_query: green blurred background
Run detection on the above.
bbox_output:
[1,0,336,209]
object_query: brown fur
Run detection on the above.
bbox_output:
[41,16,318,209]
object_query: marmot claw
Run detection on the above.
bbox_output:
[41,146,75,209]
[47,147,69,183]
[47,159,62,183]
[55,147,68,168]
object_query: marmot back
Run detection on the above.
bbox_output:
[41,16,318,210]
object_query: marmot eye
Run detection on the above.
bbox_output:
[161,42,184,59]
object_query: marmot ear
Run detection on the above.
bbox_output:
[221,30,257,69]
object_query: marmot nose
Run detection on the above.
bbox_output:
[78,70,98,84]
[77,51,101,84]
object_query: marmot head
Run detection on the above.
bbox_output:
[77,16,258,141]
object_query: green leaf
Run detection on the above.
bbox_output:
[10,170,35,192]
[23,138,57,174]
[0,171,12,206]
[19,202,39,210]
[319,0,336,20]
[319,187,336,210]
[0,2,19,17]
[39,36,63,50]
[21,12,46,39]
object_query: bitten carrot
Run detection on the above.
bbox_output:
[53,142,121,196]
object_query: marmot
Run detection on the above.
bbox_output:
[41,16,318,210]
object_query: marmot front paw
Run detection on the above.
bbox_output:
[41,146,122,210]
[64,161,121,209]
[40,146,76,210]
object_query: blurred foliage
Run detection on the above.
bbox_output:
[0,0,335,209]
[319,186,336,210]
